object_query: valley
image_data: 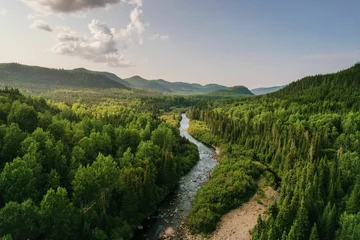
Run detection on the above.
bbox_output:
[0,63,360,240]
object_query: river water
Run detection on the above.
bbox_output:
[134,113,218,239]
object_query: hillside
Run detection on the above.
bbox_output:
[153,79,227,94]
[187,62,360,239]
[208,85,254,96]
[72,68,132,87]
[123,75,172,92]
[0,63,129,90]
[123,76,227,94]
[274,62,360,98]
[251,85,284,95]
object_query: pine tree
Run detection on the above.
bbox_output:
[346,179,360,214]
[309,223,319,240]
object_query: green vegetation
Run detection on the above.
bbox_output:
[123,75,228,94]
[123,76,172,93]
[1,60,360,240]
[187,153,261,233]
[72,68,132,87]
[208,85,254,97]
[187,120,220,146]
[0,63,129,91]
[0,87,199,239]
[187,63,360,239]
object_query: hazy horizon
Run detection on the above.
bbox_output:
[1,0,359,88]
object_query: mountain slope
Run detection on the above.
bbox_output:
[187,62,360,238]
[251,85,284,95]
[208,85,254,96]
[123,76,172,92]
[273,62,360,100]
[153,79,227,93]
[0,63,129,90]
[72,68,132,87]
[123,76,228,94]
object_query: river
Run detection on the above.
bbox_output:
[134,113,218,239]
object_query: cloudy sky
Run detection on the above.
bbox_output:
[0,1,360,88]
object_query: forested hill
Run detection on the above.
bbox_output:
[123,76,228,94]
[208,85,254,96]
[123,76,172,92]
[0,63,129,90]
[187,62,360,239]
[274,62,360,99]
[72,68,132,88]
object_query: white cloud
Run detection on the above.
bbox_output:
[150,34,170,41]
[117,6,148,45]
[23,0,142,14]
[30,20,53,32]
[0,8,7,16]
[51,20,132,67]
[23,0,156,67]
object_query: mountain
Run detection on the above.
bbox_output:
[251,85,284,95]
[0,63,129,90]
[72,68,132,87]
[123,76,227,94]
[123,76,172,92]
[208,85,254,96]
[274,62,360,99]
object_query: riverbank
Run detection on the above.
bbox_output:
[135,114,218,239]
[210,181,277,240]
[184,118,278,240]
[183,180,277,240]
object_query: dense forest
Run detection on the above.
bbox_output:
[187,63,360,239]
[1,62,360,240]
[0,87,199,240]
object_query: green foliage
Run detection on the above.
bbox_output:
[336,212,360,240]
[0,87,199,239]
[187,155,261,233]
[0,200,39,240]
[123,75,228,94]
[208,85,254,96]
[309,223,320,240]
[346,178,360,214]
[0,157,39,202]
[7,101,38,132]
[187,120,221,146]
[0,63,128,90]
[39,187,78,240]
[187,63,360,239]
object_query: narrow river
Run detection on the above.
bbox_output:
[134,113,218,239]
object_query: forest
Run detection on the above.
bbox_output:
[0,63,360,240]
[0,87,199,240]
[186,63,360,239]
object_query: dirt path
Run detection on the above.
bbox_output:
[183,183,277,240]
[210,185,277,240]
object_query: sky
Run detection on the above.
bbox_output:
[0,0,359,89]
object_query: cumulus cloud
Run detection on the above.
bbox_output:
[116,6,147,45]
[30,20,53,32]
[150,34,169,41]
[51,20,131,67]
[24,0,168,67]
[0,8,7,16]
[23,0,142,14]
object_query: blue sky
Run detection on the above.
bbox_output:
[0,0,359,88]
